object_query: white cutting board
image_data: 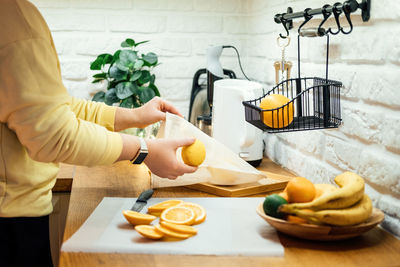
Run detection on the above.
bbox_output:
[61,197,284,257]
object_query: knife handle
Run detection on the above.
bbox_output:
[137,189,154,202]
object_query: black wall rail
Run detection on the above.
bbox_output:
[274,0,371,38]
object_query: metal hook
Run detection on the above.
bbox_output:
[298,8,313,33]
[341,1,354,34]
[318,4,332,36]
[328,2,343,35]
[279,16,290,39]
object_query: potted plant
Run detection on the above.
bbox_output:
[90,38,160,136]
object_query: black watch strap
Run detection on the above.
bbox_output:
[130,137,148,164]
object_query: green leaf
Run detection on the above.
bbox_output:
[120,50,138,63]
[149,83,160,97]
[105,88,119,105]
[109,65,128,81]
[92,73,107,79]
[102,54,113,65]
[138,86,156,103]
[134,60,144,69]
[92,79,104,84]
[138,70,151,84]
[92,91,105,102]
[120,97,134,108]
[143,52,158,66]
[135,40,149,46]
[90,57,103,70]
[115,82,137,99]
[113,50,121,62]
[121,38,135,48]
[91,54,113,70]
[115,59,129,72]
[130,71,142,82]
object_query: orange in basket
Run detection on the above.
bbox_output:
[260,94,294,128]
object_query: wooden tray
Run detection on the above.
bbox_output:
[185,170,293,197]
[256,202,385,241]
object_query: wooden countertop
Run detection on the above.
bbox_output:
[59,159,400,267]
[53,164,75,192]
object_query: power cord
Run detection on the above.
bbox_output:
[223,45,251,81]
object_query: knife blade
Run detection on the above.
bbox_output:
[131,189,154,212]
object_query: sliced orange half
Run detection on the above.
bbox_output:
[147,199,184,215]
[160,221,198,235]
[135,225,164,240]
[154,224,191,239]
[123,210,156,225]
[160,206,196,225]
[177,202,206,225]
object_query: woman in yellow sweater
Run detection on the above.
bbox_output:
[0,1,197,266]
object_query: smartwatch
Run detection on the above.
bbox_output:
[130,137,148,164]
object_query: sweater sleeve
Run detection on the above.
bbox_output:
[0,38,123,166]
[69,97,117,132]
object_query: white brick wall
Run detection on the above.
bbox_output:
[31,0,400,236]
[32,0,248,115]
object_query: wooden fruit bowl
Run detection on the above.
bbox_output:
[256,202,384,241]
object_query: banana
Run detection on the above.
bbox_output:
[279,194,373,226]
[313,184,338,199]
[280,172,365,211]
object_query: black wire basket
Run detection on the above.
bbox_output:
[243,34,342,133]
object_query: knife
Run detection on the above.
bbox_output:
[131,189,154,212]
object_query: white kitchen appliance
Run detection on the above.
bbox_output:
[212,79,264,167]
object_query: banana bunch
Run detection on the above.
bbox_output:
[279,172,373,226]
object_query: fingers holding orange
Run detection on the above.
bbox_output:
[181,139,206,167]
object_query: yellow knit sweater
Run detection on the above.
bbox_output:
[0,0,123,217]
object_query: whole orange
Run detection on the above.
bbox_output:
[286,177,316,203]
[259,94,294,128]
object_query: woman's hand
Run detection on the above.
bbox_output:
[144,138,198,179]
[114,97,182,131]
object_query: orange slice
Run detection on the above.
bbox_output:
[160,206,196,225]
[177,202,206,225]
[154,224,191,239]
[160,221,198,235]
[147,199,184,215]
[123,210,156,225]
[135,225,164,240]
